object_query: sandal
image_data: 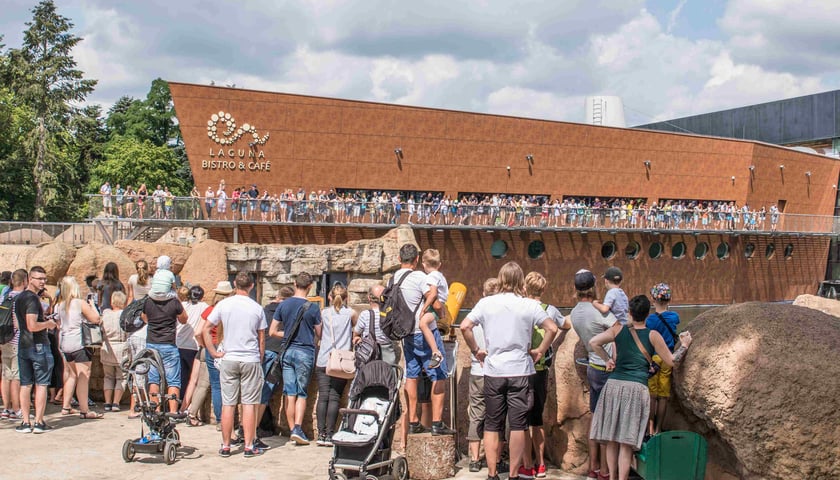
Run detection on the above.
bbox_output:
[60,407,78,416]
[187,414,204,427]
[80,411,104,419]
[429,351,443,369]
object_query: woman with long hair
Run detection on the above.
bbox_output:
[56,276,103,419]
[98,262,125,312]
[126,260,151,417]
[137,183,148,219]
[314,283,357,446]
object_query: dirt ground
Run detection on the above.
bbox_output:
[0,404,585,480]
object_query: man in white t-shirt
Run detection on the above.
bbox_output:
[396,244,454,436]
[204,272,267,458]
[461,262,558,480]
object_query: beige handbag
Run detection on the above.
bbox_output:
[325,309,356,379]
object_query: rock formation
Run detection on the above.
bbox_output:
[66,243,136,286]
[671,302,840,480]
[27,241,76,284]
[115,240,192,274]
[0,245,34,271]
[179,239,228,289]
[792,293,840,317]
[0,228,53,245]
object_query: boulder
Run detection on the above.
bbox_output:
[27,241,77,284]
[347,277,383,306]
[179,239,228,289]
[0,228,53,245]
[114,240,191,274]
[672,302,840,480]
[792,294,840,318]
[0,245,35,272]
[66,243,135,286]
[155,227,208,245]
[382,226,417,272]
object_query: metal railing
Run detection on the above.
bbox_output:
[84,194,840,235]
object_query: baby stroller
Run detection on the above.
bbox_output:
[121,348,182,465]
[329,361,408,480]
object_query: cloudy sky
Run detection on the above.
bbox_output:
[2,0,839,125]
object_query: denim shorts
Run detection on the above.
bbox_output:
[281,347,314,398]
[19,343,55,387]
[403,329,447,381]
[260,350,279,404]
[146,343,182,389]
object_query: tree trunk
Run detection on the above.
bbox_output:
[33,117,46,221]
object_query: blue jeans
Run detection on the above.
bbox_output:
[19,344,55,387]
[260,350,279,405]
[205,347,222,422]
[146,343,181,389]
[282,347,315,398]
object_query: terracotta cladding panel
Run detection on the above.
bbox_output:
[341,107,396,136]
[293,132,349,162]
[394,109,450,138]
[226,100,290,133]
[289,104,343,133]
[401,138,454,166]
[346,135,397,163]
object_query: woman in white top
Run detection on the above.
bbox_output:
[315,284,357,446]
[126,259,151,417]
[56,276,102,419]
[178,285,207,416]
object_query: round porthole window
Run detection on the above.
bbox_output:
[744,243,756,258]
[784,244,794,259]
[694,242,709,260]
[765,243,776,259]
[601,241,617,260]
[490,240,508,259]
[625,241,641,260]
[649,242,664,259]
[671,242,686,259]
[716,242,730,260]
[528,240,546,259]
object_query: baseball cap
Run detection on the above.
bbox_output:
[603,266,623,283]
[574,269,596,290]
[651,282,672,301]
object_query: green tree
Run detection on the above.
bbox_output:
[0,87,37,220]
[4,0,96,220]
[89,135,189,196]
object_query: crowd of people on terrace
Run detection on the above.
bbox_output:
[0,244,694,480]
[97,180,784,232]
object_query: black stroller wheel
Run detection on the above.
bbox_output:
[164,442,177,465]
[121,440,135,462]
[392,456,408,480]
[330,473,347,480]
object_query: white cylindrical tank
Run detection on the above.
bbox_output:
[584,96,626,127]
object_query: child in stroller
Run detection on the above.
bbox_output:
[329,360,408,480]
[121,348,182,465]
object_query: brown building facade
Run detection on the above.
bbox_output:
[170,82,840,305]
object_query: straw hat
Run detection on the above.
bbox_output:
[212,281,234,295]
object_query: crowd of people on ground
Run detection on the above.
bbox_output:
[0,246,693,480]
[96,180,784,232]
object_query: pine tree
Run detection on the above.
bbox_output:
[4,0,96,220]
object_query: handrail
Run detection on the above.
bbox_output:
[83,194,840,235]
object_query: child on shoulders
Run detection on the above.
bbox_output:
[592,266,628,325]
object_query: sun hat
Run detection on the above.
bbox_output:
[650,282,672,301]
[212,281,234,295]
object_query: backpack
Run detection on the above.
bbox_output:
[379,271,423,341]
[120,297,147,334]
[531,303,555,370]
[0,293,17,345]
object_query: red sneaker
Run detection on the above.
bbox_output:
[518,466,536,478]
[535,464,547,478]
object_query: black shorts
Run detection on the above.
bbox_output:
[528,370,548,427]
[417,371,432,403]
[484,375,532,432]
[63,347,94,363]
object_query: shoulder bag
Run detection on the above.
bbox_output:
[81,322,104,348]
[265,301,311,385]
[627,326,660,378]
[325,308,356,379]
[354,309,381,368]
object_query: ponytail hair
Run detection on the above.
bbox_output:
[136,260,149,286]
[331,283,347,312]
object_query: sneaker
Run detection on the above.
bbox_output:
[7,411,21,421]
[487,476,500,480]
[518,466,536,478]
[316,433,327,446]
[496,460,509,474]
[218,445,231,457]
[1,409,9,419]
[32,422,52,434]
[230,435,245,446]
[431,422,455,436]
[290,426,310,445]
[428,351,443,369]
[408,422,428,434]
[15,422,32,433]
[243,446,265,458]
[469,460,482,472]
[536,464,547,478]
[323,435,334,447]
[104,404,112,412]
[253,438,270,450]
[111,404,121,412]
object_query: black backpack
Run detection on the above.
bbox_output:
[120,297,147,334]
[379,271,422,341]
[0,293,17,345]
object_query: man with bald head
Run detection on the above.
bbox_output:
[352,284,401,366]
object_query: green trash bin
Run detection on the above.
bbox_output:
[634,431,707,480]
